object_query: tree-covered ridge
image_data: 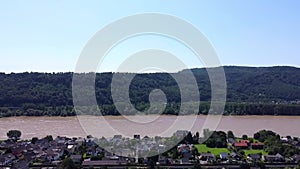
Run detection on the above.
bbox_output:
[0,66,299,117]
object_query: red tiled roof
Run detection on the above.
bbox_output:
[240,140,250,143]
[234,142,248,147]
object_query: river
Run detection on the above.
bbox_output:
[0,115,299,139]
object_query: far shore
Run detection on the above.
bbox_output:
[1,114,300,119]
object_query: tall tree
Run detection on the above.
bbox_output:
[7,130,21,140]
[227,130,235,139]
[61,157,75,169]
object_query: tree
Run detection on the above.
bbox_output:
[187,132,194,144]
[205,131,227,148]
[238,150,245,156]
[44,135,53,142]
[254,132,260,140]
[264,136,283,155]
[249,138,254,143]
[61,157,75,169]
[239,162,250,169]
[227,130,235,139]
[193,161,202,169]
[193,131,200,144]
[147,154,159,168]
[254,130,278,142]
[242,134,248,140]
[206,139,216,148]
[171,148,180,159]
[195,131,200,139]
[7,130,21,140]
[31,137,38,144]
[192,147,200,157]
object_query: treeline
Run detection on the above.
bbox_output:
[0,66,299,117]
[0,102,300,117]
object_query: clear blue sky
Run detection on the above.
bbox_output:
[0,0,299,73]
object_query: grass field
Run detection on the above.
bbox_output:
[195,144,230,156]
[195,144,267,156]
[243,149,268,155]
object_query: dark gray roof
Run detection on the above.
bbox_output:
[248,154,261,159]
[82,160,127,166]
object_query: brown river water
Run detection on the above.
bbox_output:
[0,115,299,139]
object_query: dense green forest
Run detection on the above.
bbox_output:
[0,66,299,117]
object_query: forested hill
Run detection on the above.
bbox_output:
[0,66,299,117]
[195,66,300,103]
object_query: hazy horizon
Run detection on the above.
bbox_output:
[1,64,299,74]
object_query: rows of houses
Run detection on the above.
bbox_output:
[0,136,87,167]
[0,131,300,168]
[203,137,300,164]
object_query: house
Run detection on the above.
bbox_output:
[45,149,60,161]
[251,143,264,149]
[55,136,68,145]
[158,156,166,165]
[220,152,229,161]
[142,136,150,140]
[23,150,35,161]
[158,156,170,165]
[0,141,15,149]
[0,156,5,165]
[70,154,82,164]
[240,140,250,145]
[233,142,248,149]
[181,152,192,164]
[113,135,122,139]
[133,134,140,140]
[0,153,16,165]
[174,130,189,138]
[199,153,215,162]
[180,158,191,164]
[98,137,109,145]
[291,141,300,147]
[292,154,300,163]
[177,144,192,154]
[231,152,242,160]
[25,143,39,152]
[82,159,127,168]
[11,158,31,169]
[263,153,284,162]
[51,160,61,165]
[85,139,97,147]
[227,138,236,145]
[109,155,120,160]
[36,139,50,150]
[158,144,166,152]
[67,144,76,154]
[280,137,289,143]
[75,137,85,146]
[248,154,261,161]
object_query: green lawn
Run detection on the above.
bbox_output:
[194,143,267,156]
[195,144,230,156]
[243,149,268,155]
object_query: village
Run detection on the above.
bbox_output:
[0,129,300,169]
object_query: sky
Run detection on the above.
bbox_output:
[0,0,299,73]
